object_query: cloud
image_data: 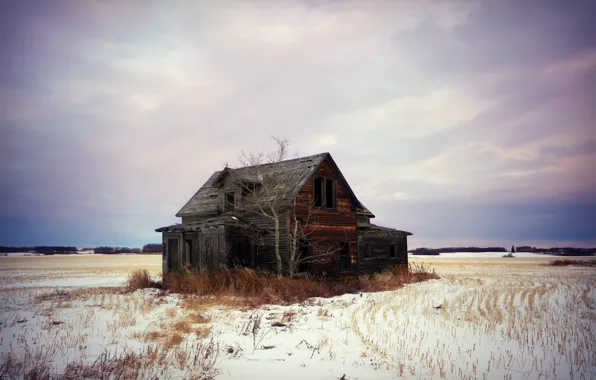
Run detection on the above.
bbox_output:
[1,0,595,246]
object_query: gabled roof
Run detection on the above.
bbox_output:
[176,152,373,217]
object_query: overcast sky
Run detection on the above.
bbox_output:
[1,0,595,248]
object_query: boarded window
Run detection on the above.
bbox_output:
[340,242,350,272]
[365,244,372,258]
[314,178,323,207]
[389,243,397,258]
[225,192,235,210]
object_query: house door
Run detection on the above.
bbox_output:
[167,238,179,272]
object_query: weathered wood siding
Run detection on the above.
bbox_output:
[243,212,290,273]
[357,214,371,224]
[162,226,230,274]
[292,158,358,278]
[358,231,408,274]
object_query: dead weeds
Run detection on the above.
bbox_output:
[548,259,596,267]
[164,264,439,309]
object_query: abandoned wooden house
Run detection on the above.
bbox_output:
[155,152,412,278]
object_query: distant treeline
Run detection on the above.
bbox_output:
[93,246,141,254]
[87,244,163,254]
[516,246,596,256]
[409,247,507,255]
[409,246,596,256]
[142,244,162,253]
[0,243,162,255]
[0,246,78,254]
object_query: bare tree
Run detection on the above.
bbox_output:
[235,136,348,277]
[235,136,295,275]
[288,194,347,277]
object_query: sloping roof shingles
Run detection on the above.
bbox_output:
[176,153,329,217]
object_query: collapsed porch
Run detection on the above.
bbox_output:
[155,216,266,275]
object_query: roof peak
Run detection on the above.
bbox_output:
[229,152,329,171]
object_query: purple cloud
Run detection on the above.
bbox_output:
[1,0,595,247]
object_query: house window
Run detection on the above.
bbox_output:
[225,192,236,210]
[314,177,336,209]
[389,243,397,258]
[340,242,350,272]
[241,182,258,197]
[314,178,323,207]
[365,244,372,258]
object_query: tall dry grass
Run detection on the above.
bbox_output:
[125,269,161,291]
[549,259,596,267]
[162,263,438,308]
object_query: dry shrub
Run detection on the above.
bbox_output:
[174,320,193,334]
[62,342,218,380]
[125,269,160,291]
[187,313,211,324]
[0,353,52,380]
[163,332,184,349]
[361,262,439,292]
[549,259,596,267]
[194,327,212,339]
[144,330,166,341]
[36,289,72,303]
[165,308,177,319]
[165,264,438,308]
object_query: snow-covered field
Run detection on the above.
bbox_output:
[0,254,594,379]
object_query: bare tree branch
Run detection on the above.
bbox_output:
[288,194,347,276]
[233,136,294,275]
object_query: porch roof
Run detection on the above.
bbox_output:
[357,221,413,236]
[155,216,262,233]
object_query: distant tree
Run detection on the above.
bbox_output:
[142,244,162,253]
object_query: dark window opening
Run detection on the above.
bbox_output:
[389,243,397,258]
[365,244,372,258]
[225,192,236,210]
[242,182,258,197]
[314,177,336,208]
[340,242,350,272]
[325,178,335,208]
[314,178,323,207]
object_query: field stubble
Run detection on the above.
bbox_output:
[352,256,596,379]
[0,254,595,379]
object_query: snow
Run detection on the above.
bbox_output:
[0,255,595,379]
[409,251,558,258]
